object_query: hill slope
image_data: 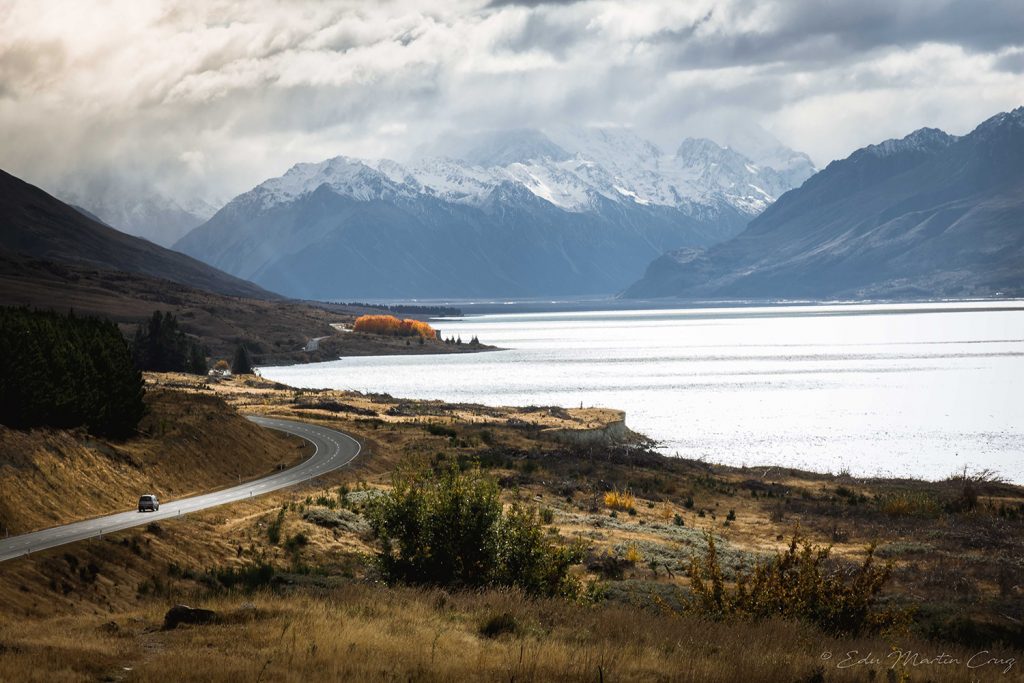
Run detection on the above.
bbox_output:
[624,108,1024,300]
[0,169,273,300]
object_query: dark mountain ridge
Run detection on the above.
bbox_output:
[624,107,1024,300]
[0,169,274,301]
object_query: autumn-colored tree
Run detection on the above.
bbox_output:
[353,315,437,339]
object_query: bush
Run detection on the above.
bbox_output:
[426,423,457,439]
[267,507,285,545]
[879,491,942,517]
[604,489,636,512]
[208,562,275,591]
[479,612,517,638]
[369,466,585,597]
[284,532,309,552]
[302,507,369,534]
[624,544,642,564]
[687,529,908,636]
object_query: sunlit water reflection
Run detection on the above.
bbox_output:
[261,302,1024,482]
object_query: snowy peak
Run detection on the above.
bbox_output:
[253,156,407,206]
[863,127,957,158]
[230,125,814,219]
[968,106,1024,147]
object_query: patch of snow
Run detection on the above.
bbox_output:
[247,125,813,217]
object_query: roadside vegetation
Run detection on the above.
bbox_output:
[370,465,586,597]
[0,373,1021,681]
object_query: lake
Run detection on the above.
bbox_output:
[261,301,1024,483]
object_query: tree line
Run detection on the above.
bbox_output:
[0,307,146,438]
[353,314,437,339]
[131,311,208,374]
[130,310,252,375]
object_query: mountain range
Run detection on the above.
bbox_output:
[58,178,218,248]
[174,127,815,299]
[624,107,1024,300]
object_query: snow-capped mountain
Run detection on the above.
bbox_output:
[175,127,814,299]
[705,123,817,190]
[624,107,1024,300]
[254,128,806,217]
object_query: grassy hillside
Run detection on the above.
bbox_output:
[0,375,1021,681]
[0,386,308,536]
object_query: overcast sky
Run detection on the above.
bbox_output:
[1,0,1022,204]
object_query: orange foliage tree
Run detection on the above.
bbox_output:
[353,314,437,339]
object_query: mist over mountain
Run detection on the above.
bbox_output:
[58,183,218,248]
[624,107,1024,300]
[175,127,813,299]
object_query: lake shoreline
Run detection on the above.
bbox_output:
[262,301,1024,483]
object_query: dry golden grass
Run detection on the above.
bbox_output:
[2,373,1023,681]
[603,489,636,512]
[0,386,309,535]
[1,584,1020,683]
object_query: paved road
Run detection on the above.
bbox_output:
[0,416,361,563]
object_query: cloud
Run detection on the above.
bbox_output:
[0,0,1020,219]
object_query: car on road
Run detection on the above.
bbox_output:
[138,494,160,512]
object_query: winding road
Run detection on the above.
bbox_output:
[0,416,361,564]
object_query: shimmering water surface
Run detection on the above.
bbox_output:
[261,302,1024,482]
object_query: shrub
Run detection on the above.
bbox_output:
[687,529,907,636]
[426,423,457,438]
[624,544,642,564]
[267,507,285,545]
[604,489,636,512]
[208,562,275,591]
[540,507,554,524]
[284,532,309,552]
[479,612,517,638]
[368,466,584,597]
[879,491,942,517]
[302,507,370,534]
